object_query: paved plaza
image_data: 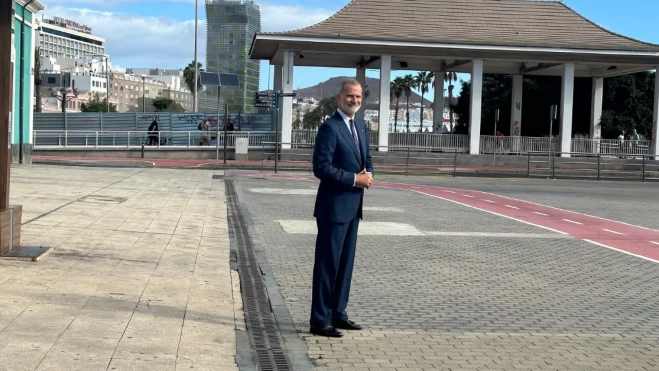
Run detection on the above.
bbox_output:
[2,165,659,370]
[1,166,239,371]
[233,172,659,371]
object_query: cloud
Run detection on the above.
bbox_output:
[40,2,336,70]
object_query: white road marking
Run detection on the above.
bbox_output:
[249,188,316,195]
[533,212,549,216]
[584,239,659,264]
[602,229,625,235]
[444,190,456,194]
[650,241,659,246]
[505,205,520,210]
[363,207,404,212]
[424,232,571,239]
[276,220,424,236]
[562,219,583,225]
[463,194,475,198]
[482,199,496,203]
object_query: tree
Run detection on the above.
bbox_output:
[414,71,434,132]
[34,48,42,113]
[293,118,302,129]
[600,71,655,139]
[401,74,415,132]
[391,78,404,132]
[153,97,186,112]
[444,72,458,131]
[138,97,186,112]
[183,61,204,93]
[80,93,117,112]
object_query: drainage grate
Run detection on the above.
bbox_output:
[225,180,292,371]
[77,195,127,204]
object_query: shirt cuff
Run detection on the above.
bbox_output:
[353,174,356,187]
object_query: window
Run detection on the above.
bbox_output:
[47,77,55,84]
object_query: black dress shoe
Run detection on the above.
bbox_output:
[332,319,363,330]
[310,325,343,338]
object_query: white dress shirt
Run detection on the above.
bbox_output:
[336,109,371,187]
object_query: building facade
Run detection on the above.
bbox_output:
[112,73,193,113]
[205,0,261,113]
[35,16,105,59]
[12,0,45,164]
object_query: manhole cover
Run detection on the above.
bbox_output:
[77,195,127,204]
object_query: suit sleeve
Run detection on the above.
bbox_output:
[313,122,355,189]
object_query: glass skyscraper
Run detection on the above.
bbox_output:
[205,0,261,113]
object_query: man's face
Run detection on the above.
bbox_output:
[336,83,362,116]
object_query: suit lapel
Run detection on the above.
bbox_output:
[335,112,362,165]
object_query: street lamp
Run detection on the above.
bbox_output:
[141,75,146,112]
[49,87,79,113]
[89,54,110,113]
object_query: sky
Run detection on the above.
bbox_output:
[39,0,659,99]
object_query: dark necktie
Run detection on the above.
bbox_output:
[349,119,361,159]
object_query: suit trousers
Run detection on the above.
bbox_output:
[310,214,360,326]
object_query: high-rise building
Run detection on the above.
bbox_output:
[205,0,261,113]
[36,16,105,59]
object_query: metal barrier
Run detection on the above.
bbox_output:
[33,130,277,149]
[526,151,659,182]
[259,142,462,176]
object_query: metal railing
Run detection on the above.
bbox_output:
[526,151,659,182]
[259,142,462,176]
[33,130,278,149]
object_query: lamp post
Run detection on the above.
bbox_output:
[141,75,146,112]
[49,87,79,113]
[193,0,198,112]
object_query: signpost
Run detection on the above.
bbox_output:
[199,72,239,164]
[493,109,500,167]
[549,105,558,178]
[253,92,274,108]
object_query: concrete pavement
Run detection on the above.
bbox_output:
[1,166,240,371]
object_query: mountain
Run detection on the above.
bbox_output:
[260,76,459,108]
[294,76,433,107]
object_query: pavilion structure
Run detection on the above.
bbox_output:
[249,0,659,157]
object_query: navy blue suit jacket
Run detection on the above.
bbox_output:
[312,112,374,223]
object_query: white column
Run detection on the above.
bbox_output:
[468,60,483,154]
[559,63,575,157]
[652,67,659,159]
[510,75,523,136]
[355,68,366,121]
[433,72,444,133]
[590,77,603,140]
[378,55,391,151]
[281,51,294,149]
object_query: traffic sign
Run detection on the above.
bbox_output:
[254,92,270,97]
[279,93,297,97]
[253,103,272,108]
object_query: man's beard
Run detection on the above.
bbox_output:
[343,104,361,115]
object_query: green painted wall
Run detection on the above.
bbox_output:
[12,1,35,145]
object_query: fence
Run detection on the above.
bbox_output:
[31,127,656,158]
[33,112,275,133]
[33,130,278,148]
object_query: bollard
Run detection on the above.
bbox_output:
[141,144,145,158]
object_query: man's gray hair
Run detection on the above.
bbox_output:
[338,78,362,94]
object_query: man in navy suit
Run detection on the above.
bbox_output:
[310,78,374,338]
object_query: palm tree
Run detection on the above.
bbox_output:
[444,72,458,132]
[363,84,370,102]
[183,61,204,93]
[391,77,404,132]
[34,48,43,112]
[401,74,416,133]
[414,71,434,132]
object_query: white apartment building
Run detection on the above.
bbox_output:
[40,56,110,95]
[36,16,105,59]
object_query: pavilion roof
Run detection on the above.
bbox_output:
[259,0,659,53]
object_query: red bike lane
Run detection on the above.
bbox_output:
[244,173,659,264]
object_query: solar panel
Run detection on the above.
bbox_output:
[219,74,240,87]
[199,72,220,86]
